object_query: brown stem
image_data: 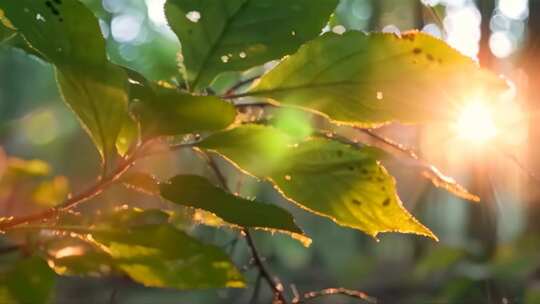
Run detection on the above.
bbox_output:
[293,287,376,304]
[0,153,137,231]
[223,75,262,98]
[198,150,289,304]
[244,229,288,304]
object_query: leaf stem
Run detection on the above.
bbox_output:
[199,150,289,304]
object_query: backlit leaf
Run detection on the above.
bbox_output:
[199,125,436,239]
[160,174,310,246]
[165,0,338,90]
[246,31,507,126]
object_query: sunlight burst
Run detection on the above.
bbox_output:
[454,102,498,143]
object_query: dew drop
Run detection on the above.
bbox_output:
[239,51,247,58]
[332,25,346,35]
[284,175,292,181]
[36,13,46,22]
[185,11,201,23]
[376,91,384,100]
[220,55,229,63]
[291,30,296,36]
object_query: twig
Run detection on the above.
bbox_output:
[244,229,288,304]
[199,150,289,304]
[0,140,196,231]
[426,6,445,37]
[293,287,377,304]
[0,245,20,255]
[0,154,137,231]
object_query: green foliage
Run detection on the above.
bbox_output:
[165,0,338,90]
[161,174,310,245]
[1,0,129,166]
[247,31,506,126]
[0,0,509,300]
[5,256,55,304]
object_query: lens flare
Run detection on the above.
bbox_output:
[454,102,498,143]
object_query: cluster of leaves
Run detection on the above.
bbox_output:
[0,0,506,302]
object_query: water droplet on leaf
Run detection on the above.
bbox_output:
[185,11,201,23]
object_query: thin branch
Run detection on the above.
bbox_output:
[293,288,377,304]
[0,245,20,255]
[244,229,288,304]
[198,150,289,304]
[0,140,194,231]
[425,6,445,38]
[0,154,137,231]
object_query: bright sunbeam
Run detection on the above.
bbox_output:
[454,101,498,143]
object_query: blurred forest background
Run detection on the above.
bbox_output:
[1,0,540,303]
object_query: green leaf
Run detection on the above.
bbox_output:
[129,83,236,137]
[165,0,338,90]
[199,125,436,240]
[49,209,245,289]
[6,256,55,304]
[160,174,310,246]
[1,0,129,164]
[246,31,507,126]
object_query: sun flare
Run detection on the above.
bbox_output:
[454,102,498,143]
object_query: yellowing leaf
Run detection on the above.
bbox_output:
[199,125,436,240]
[247,31,507,126]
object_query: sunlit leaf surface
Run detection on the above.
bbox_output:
[165,0,338,90]
[247,31,507,126]
[161,174,310,246]
[199,125,436,239]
